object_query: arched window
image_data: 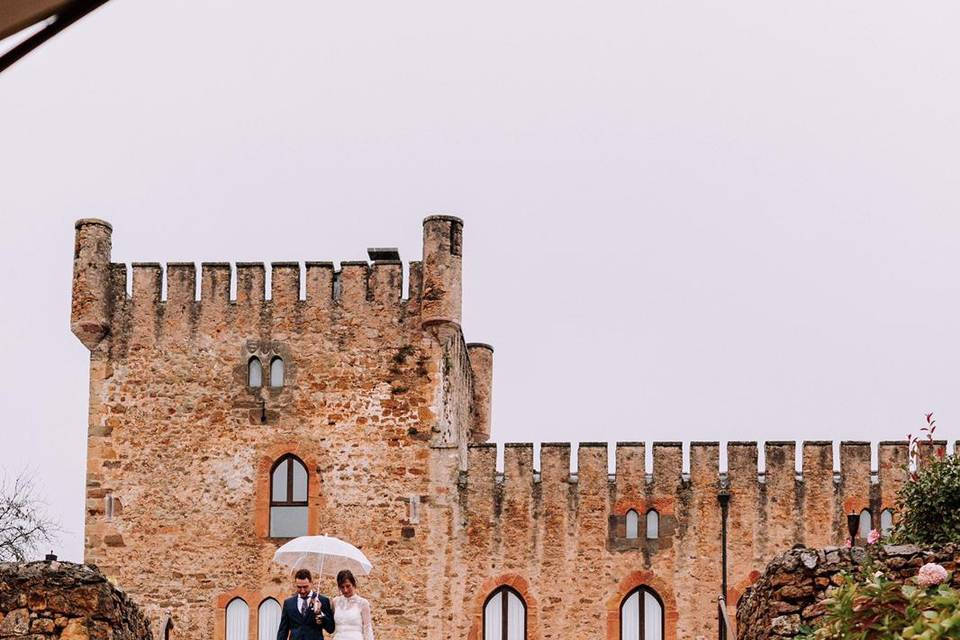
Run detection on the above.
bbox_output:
[625,510,639,539]
[483,586,526,640]
[258,598,282,640]
[270,455,308,537]
[646,509,660,540]
[225,598,249,640]
[248,357,263,388]
[270,357,284,388]
[881,509,894,536]
[858,509,872,541]
[621,586,664,640]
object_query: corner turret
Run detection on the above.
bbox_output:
[71,218,113,350]
[467,343,494,443]
[421,215,463,327]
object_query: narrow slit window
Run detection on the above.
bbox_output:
[625,509,639,539]
[270,357,284,388]
[646,509,660,539]
[858,509,872,541]
[880,509,894,536]
[248,357,263,388]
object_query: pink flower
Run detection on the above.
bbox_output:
[845,538,852,548]
[867,529,881,545]
[917,563,949,587]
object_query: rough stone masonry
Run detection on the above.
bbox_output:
[0,559,153,639]
[70,216,916,639]
[736,544,960,640]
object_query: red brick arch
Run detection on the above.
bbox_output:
[467,574,541,640]
[605,570,678,640]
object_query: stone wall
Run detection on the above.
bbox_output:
[0,560,152,639]
[736,544,960,640]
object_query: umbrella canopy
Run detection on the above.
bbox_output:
[272,535,373,578]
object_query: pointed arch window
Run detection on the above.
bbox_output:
[270,455,308,537]
[483,586,526,640]
[880,509,894,536]
[646,509,660,540]
[625,510,639,539]
[258,598,282,640]
[621,586,664,640]
[858,509,872,541]
[161,616,173,640]
[270,356,285,388]
[248,357,263,388]
[225,598,249,640]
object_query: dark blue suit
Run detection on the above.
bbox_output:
[276,593,335,640]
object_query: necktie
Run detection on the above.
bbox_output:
[300,597,306,615]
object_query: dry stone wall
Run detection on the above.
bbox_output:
[0,560,152,639]
[736,544,960,640]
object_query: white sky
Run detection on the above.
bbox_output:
[1,1,959,561]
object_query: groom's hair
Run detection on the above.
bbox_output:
[294,569,312,581]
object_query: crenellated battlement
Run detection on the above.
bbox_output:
[114,258,422,307]
[463,440,919,484]
[71,216,469,351]
[460,440,917,537]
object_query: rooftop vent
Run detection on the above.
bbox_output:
[367,247,400,262]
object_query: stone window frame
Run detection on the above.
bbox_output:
[242,341,294,396]
[214,587,289,640]
[625,509,640,539]
[257,597,282,640]
[880,507,895,535]
[483,585,527,640]
[645,509,660,540]
[619,585,665,640]
[605,571,678,640]
[269,356,285,388]
[468,574,541,640]
[248,357,263,388]
[254,443,324,539]
[224,597,249,640]
[610,500,674,550]
[269,454,309,538]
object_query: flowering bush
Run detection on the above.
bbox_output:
[794,415,960,639]
[796,564,960,640]
[917,563,949,587]
[894,416,960,546]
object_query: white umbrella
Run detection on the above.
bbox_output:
[272,535,373,578]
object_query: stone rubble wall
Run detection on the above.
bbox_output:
[0,560,153,639]
[736,544,960,640]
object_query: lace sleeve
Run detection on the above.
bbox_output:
[361,598,375,640]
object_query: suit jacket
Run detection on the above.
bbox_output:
[276,593,335,640]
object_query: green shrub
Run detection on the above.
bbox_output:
[894,452,960,546]
[798,568,960,640]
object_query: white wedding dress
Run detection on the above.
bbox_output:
[332,594,375,640]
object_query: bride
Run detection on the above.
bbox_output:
[331,570,375,640]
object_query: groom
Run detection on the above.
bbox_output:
[277,569,335,640]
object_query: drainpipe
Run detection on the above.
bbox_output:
[718,489,731,639]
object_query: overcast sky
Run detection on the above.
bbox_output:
[2,1,959,561]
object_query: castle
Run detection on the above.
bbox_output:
[71,217,912,640]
